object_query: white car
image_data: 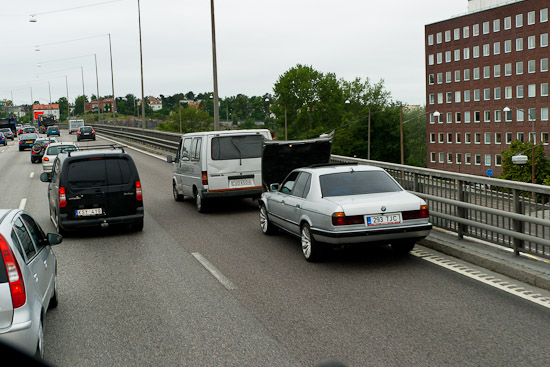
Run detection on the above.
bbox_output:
[259,164,432,261]
[42,142,78,173]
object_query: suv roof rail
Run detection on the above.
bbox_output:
[66,144,126,157]
[309,162,359,168]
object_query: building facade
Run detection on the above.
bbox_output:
[425,0,549,176]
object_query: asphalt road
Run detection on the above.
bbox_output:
[2,132,550,367]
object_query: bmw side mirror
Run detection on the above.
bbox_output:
[269,183,279,191]
[47,233,63,245]
[40,172,52,182]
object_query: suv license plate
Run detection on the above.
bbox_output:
[76,208,103,216]
[229,178,253,188]
[366,213,402,226]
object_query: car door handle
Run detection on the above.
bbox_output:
[34,274,39,282]
[43,260,48,268]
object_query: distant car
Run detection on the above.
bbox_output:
[18,133,39,151]
[259,164,432,261]
[17,126,25,135]
[30,137,59,163]
[41,142,78,173]
[0,209,62,359]
[40,146,144,234]
[46,126,60,137]
[76,126,95,141]
[0,132,6,146]
[0,128,14,140]
[23,127,38,134]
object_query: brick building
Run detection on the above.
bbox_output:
[425,0,549,176]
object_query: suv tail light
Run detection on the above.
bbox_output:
[0,234,26,309]
[332,212,365,226]
[402,205,429,220]
[59,187,67,208]
[136,181,143,201]
[201,171,208,186]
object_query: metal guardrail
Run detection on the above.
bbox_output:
[91,124,550,260]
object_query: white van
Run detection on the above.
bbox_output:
[172,129,272,212]
[68,119,85,134]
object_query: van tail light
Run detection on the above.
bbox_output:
[136,181,143,201]
[0,234,26,309]
[201,171,208,186]
[332,212,365,226]
[59,187,67,208]
[402,205,429,220]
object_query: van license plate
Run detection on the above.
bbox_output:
[76,208,103,216]
[229,178,253,187]
[366,213,402,226]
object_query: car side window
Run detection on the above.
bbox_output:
[280,171,300,195]
[13,217,36,260]
[182,138,192,161]
[10,231,27,262]
[292,172,311,198]
[192,138,202,161]
[21,214,47,253]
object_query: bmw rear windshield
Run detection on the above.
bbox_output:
[211,135,263,160]
[67,158,132,189]
[320,171,402,197]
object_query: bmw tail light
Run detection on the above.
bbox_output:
[43,157,49,161]
[201,171,208,186]
[136,181,143,201]
[332,212,365,226]
[402,205,429,220]
[0,234,26,308]
[59,187,67,208]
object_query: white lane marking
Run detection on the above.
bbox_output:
[19,198,27,210]
[98,134,168,161]
[30,172,35,178]
[412,249,550,309]
[192,252,237,290]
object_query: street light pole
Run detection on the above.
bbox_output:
[81,67,86,117]
[137,0,146,130]
[400,105,404,165]
[94,54,101,124]
[108,33,116,120]
[210,0,220,130]
[65,75,69,119]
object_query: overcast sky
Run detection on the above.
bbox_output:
[1,0,468,107]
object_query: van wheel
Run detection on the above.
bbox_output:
[195,191,208,213]
[173,183,183,201]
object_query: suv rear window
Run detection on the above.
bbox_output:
[211,135,263,160]
[320,171,402,197]
[67,158,132,189]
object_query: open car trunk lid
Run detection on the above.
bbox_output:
[262,132,334,188]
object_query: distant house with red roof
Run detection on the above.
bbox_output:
[32,104,60,123]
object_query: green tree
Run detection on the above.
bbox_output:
[157,105,213,133]
[402,107,427,167]
[73,95,89,116]
[56,97,69,121]
[499,140,550,184]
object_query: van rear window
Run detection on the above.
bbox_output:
[211,135,263,160]
[68,158,132,188]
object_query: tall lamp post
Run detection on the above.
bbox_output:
[137,0,146,130]
[210,0,220,130]
[504,106,536,184]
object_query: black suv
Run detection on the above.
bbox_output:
[40,146,144,234]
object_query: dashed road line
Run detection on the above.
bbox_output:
[192,252,237,290]
[19,198,27,210]
[412,249,550,309]
[30,172,35,178]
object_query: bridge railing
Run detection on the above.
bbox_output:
[92,123,550,260]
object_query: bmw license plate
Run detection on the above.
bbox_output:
[76,208,103,216]
[366,213,402,226]
[229,178,253,188]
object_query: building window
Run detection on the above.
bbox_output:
[504,39,511,53]
[475,154,481,165]
[464,47,470,59]
[473,23,479,36]
[542,83,549,96]
[439,152,444,163]
[437,93,443,104]
[445,30,451,42]
[494,64,501,77]
[529,132,536,144]
[473,46,479,58]
[446,71,452,83]
[474,89,480,101]
[494,87,501,100]
[528,35,536,49]
[528,108,536,121]
[439,133,444,143]
[428,54,434,65]
[504,16,511,29]
[528,84,536,98]
[454,28,460,40]
[474,111,481,123]
[505,86,513,99]
[541,58,549,72]
[447,153,453,164]
[454,70,461,82]
[428,74,434,85]
[463,26,470,38]
[518,132,524,142]
[495,154,502,166]
[505,110,513,122]
[446,92,453,103]
[473,67,480,80]
[455,91,461,103]
[485,154,491,166]
[516,61,523,75]
[437,73,443,84]
[528,59,536,73]
[495,110,502,122]
[542,132,549,144]
[464,90,471,102]
[505,63,512,76]
[541,33,548,47]
[436,32,442,44]
[528,11,535,25]
[506,132,513,143]
[430,152,436,163]
[429,94,435,104]
[456,132,462,143]
[493,41,500,55]
[484,88,491,101]
[541,108,549,121]
[483,21,490,34]
[516,37,523,51]
[516,14,523,28]
[493,19,500,32]
[430,133,436,143]
[465,153,472,165]
[517,109,524,122]
[430,113,436,124]
[456,153,462,164]
[454,49,461,61]
[465,132,471,143]
[484,132,491,143]
[541,8,549,23]
[484,110,491,123]
[455,112,462,123]
[445,51,452,63]
[464,68,471,81]
[446,112,453,123]
[464,111,471,123]
[495,132,502,143]
[447,133,453,143]
[428,34,434,45]
[517,85,524,98]
[483,66,490,78]
[437,53,442,64]
[483,43,490,56]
